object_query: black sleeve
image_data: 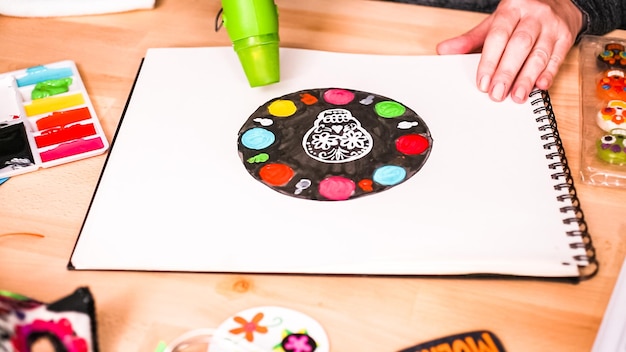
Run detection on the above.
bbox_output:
[570,0,626,37]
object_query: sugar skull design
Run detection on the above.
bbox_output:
[302,108,373,163]
[597,43,626,69]
[237,88,432,201]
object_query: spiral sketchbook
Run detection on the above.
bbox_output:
[69,47,598,280]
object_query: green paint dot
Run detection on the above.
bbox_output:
[31,77,73,99]
[375,101,405,118]
[247,153,270,163]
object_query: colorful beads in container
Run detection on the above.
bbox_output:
[597,100,626,132]
[596,69,626,101]
[597,43,626,69]
[595,98,626,165]
[594,45,626,166]
[596,131,626,165]
[237,88,432,201]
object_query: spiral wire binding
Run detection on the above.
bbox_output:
[529,89,598,280]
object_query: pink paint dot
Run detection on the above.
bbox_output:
[323,89,355,105]
[318,176,355,200]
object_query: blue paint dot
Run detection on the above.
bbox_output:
[373,165,406,186]
[241,128,275,150]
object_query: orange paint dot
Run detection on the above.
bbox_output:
[358,179,373,192]
[259,163,294,186]
[300,93,318,105]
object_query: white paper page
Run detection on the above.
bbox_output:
[0,77,20,120]
[592,256,626,351]
[70,47,588,277]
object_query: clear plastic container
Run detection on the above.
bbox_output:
[578,35,626,188]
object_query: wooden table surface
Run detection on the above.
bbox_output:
[1,0,625,351]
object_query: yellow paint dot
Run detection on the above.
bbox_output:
[268,99,297,117]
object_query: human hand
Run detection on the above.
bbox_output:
[436,0,584,103]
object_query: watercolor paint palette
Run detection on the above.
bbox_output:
[0,60,108,178]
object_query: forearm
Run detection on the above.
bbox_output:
[570,0,626,37]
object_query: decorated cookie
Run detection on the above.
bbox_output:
[596,70,626,101]
[597,129,626,165]
[596,100,626,132]
[237,88,432,201]
[208,306,329,352]
[597,42,626,69]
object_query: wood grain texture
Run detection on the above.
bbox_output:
[1,0,625,351]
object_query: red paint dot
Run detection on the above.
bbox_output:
[259,163,294,186]
[358,179,373,192]
[323,89,355,105]
[396,134,429,155]
[319,176,355,200]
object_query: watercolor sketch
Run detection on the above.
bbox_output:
[237,88,433,201]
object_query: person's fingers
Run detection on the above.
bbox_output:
[436,17,492,55]
[493,19,548,103]
[474,10,520,96]
[508,45,551,103]
[438,0,582,104]
[535,38,571,90]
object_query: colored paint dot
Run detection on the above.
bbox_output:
[323,89,355,105]
[358,179,373,192]
[318,176,355,200]
[373,165,406,186]
[375,101,406,118]
[300,93,318,105]
[241,128,275,150]
[246,153,270,163]
[396,134,430,155]
[31,77,73,99]
[259,163,294,186]
[268,99,297,117]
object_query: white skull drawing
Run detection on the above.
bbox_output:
[302,108,373,163]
